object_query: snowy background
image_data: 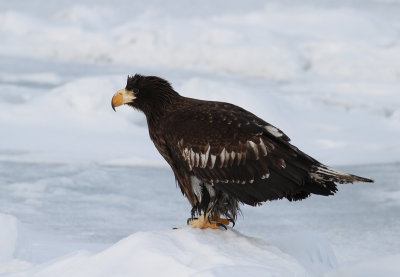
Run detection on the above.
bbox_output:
[0,0,399,276]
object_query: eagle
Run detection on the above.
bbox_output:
[111,74,373,229]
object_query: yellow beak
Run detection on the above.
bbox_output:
[111,89,136,111]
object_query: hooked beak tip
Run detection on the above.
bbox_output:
[111,99,116,112]
[112,88,135,112]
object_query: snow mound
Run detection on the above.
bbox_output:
[271,232,338,276]
[12,228,309,277]
[326,254,400,277]
[0,214,18,263]
[0,214,31,275]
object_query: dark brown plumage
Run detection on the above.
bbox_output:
[112,74,373,224]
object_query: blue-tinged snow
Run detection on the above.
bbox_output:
[0,0,400,276]
[8,228,310,277]
[0,163,399,276]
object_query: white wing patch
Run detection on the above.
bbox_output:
[178,138,272,183]
[219,148,227,168]
[190,149,195,168]
[261,172,270,179]
[200,145,210,168]
[265,125,283,138]
[258,137,268,156]
[179,137,270,170]
[247,141,259,160]
[195,153,200,167]
[209,154,216,168]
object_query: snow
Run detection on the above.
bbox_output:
[8,229,309,277]
[0,214,18,263]
[0,163,399,276]
[326,255,400,277]
[0,0,400,276]
[270,232,338,276]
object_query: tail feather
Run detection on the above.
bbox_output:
[310,165,374,184]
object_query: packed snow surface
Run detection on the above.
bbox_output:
[8,228,310,277]
[0,0,400,276]
[0,163,399,276]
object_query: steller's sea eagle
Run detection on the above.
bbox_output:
[111,74,373,229]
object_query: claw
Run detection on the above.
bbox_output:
[212,218,230,226]
[209,217,234,227]
[215,222,228,230]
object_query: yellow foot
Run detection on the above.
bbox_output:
[188,212,231,230]
[189,216,221,229]
[209,218,230,226]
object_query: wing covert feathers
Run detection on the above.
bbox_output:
[164,99,373,206]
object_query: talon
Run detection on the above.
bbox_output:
[216,222,227,230]
[216,218,230,226]
[209,217,232,227]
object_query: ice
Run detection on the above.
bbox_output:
[0,214,18,263]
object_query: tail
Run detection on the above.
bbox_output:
[310,165,374,184]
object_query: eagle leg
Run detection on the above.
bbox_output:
[207,197,234,227]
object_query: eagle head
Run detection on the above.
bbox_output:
[111,74,179,114]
